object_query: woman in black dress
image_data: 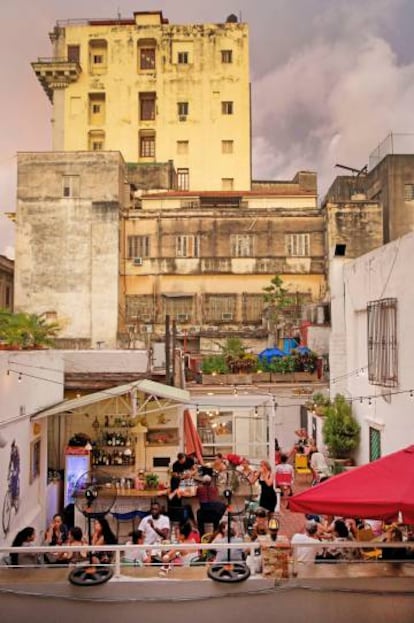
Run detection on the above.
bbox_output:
[251,460,276,514]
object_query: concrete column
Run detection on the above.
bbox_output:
[52,88,66,150]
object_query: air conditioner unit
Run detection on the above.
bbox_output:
[133,257,143,266]
[178,115,187,122]
[222,312,233,321]
[177,313,189,322]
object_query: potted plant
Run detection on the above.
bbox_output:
[144,472,159,491]
[322,394,360,461]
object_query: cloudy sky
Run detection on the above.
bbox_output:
[1,0,414,257]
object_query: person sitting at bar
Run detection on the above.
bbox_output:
[196,475,226,536]
[57,526,88,565]
[123,529,151,566]
[10,526,38,567]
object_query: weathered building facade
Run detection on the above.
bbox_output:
[15,151,126,348]
[121,174,325,351]
[0,255,14,310]
[32,11,251,191]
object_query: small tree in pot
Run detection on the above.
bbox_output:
[323,394,360,460]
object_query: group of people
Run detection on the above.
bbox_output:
[291,515,414,571]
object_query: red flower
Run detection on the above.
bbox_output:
[225,453,243,466]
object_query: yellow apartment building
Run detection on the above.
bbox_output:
[32,11,251,191]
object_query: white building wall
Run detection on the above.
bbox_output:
[0,351,64,545]
[330,232,414,464]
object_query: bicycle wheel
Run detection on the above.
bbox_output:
[2,490,12,535]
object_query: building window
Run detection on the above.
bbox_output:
[127,235,150,259]
[231,234,253,257]
[126,295,153,323]
[139,92,156,121]
[88,93,105,125]
[242,294,265,323]
[88,130,105,151]
[222,140,234,154]
[139,131,155,158]
[177,51,189,64]
[286,233,310,257]
[62,175,80,198]
[140,47,155,70]
[369,427,381,462]
[222,178,234,191]
[177,140,189,155]
[176,235,199,258]
[221,101,234,115]
[367,298,398,387]
[204,294,237,323]
[89,39,107,73]
[177,102,189,118]
[163,295,193,323]
[67,45,80,63]
[404,183,414,200]
[177,168,189,191]
[221,50,233,63]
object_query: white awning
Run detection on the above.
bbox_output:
[31,379,190,420]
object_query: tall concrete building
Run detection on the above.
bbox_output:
[14,10,326,350]
[32,11,251,191]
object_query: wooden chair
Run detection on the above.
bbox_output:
[294,454,312,481]
[356,526,382,560]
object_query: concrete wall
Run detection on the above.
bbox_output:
[330,232,414,463]
[0,351,64,546]
[15,152,125,348]
[324,200,383,259]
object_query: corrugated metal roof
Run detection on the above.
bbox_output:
[31,379,189,420]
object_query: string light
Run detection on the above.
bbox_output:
[17,373,22,383]
[254,407,258,417]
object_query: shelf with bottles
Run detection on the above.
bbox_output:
[91,447,135,467]
[97,430,136,448]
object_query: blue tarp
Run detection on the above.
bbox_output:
[258,347,286,362]
[295,345,311,355]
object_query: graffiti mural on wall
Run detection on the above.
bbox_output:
[2,440,20,535]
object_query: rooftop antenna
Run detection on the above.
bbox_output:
[117,7,121,21]
[335,163,368,177]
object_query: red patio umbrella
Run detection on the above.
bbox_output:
[183,409,204,464]
[289,445,414,523]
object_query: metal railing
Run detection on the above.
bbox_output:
[1,540,413,578]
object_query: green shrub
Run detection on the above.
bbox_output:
[323,394,360,459]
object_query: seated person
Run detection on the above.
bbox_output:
[123,529,151,566]
[309,449,330,483]
[10,526,38,567]
[139,502,171,561]
[57,526,87,565]
[44,513,69,563]
[291,521,322,567]
[275,454,294,495]
[91,517,117,564]
[382,526,408,561]
[159,522,199,575]
[214,527,246,563]
[196,475,226,535]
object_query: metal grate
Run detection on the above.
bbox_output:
[367,298,398,387]
[369,427,381,462]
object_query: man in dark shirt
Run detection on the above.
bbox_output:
[170,452,196,493]
[196,475,226,535]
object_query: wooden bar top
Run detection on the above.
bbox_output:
[114,489,168,497]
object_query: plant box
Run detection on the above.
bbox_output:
[270,373,294,383]
[293,371,319,382]
[252,372,271,383]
